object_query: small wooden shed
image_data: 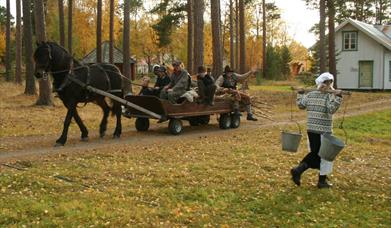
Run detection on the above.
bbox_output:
[81,41,136,80]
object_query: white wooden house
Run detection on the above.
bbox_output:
[335,19,391,90]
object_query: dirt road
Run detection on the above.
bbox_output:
[0,99,390,162]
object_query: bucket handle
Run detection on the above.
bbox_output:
[282,120,302,134]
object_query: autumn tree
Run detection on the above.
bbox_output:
[211,0,223,78]
[235,0,239,69]
[58,0,65,47]
[96,0,102,63]
[187,0,193,74]
[328,0,337,86]
[23,0,36,95]
[262,0,266,79]
[15,0,22,84]
[5,0,11,81]
[34,0,53,106]
[238,0,246,74]
[123,0,132,94]
[318,0,326,73]
[109,0,114,63]
[68,0,72,54]
[229,0,234,68]
[193,0,204,71]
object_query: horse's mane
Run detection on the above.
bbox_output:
[46,41,82,66]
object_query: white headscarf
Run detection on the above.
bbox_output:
[316,72,334,89]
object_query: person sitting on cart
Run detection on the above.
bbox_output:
[196,65,216,106]
[215,65,258,121]
[160,60,191,104]
[153,65,171,97]
[138,76,154,96]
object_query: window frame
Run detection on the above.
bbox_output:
[342,31,358,51]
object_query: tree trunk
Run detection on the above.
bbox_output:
[34,0,53,106]
[328,0,337,87]
[68,0,73,55]
[58,0,65,47]
[15,0,22,84]
[109,0,114,63]
[123,0,132,94]
[96,0,102,63]
[187,0,193,74]
[5,0,12,81]
[262,0,266,79]
[239,0,246,75]
[319,0,326,73]
[235,0,239,70]
[193,0,205,72]
[23,0,36,95]
[229,0,234,68]
[211,0,223,78]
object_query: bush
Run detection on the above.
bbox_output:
[295,72,316,86]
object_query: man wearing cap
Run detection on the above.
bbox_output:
[160,61,191,103]
[291,72,343,189]
[215,65,258,121]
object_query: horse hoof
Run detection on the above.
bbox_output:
[113,135,120,139]
[54,142,64,147]
[81,137,89,142]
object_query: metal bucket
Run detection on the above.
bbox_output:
[318,134,345,161]
[281,131,302,152]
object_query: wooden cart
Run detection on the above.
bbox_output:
[123,95,244,135]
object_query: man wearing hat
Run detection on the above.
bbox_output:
[160,61,191,103]
[215,65,258,121]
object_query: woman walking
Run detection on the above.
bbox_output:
[291,72,343,188]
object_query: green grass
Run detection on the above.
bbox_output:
[0,111,390,226]
[334,109,391,142]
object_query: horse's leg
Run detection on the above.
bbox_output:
[56,103,76,146]
[73,109,89,141]
[112,100,122,139]
[96,98,110,138]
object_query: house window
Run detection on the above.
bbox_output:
[343,31,358,51]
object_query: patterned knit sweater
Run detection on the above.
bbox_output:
[297,91,342,134]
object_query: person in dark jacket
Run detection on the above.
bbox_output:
[197,66,216,106]
[153,65,171,97]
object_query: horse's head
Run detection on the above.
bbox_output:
[34,41,53,79]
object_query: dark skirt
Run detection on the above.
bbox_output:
[301,131,322,169]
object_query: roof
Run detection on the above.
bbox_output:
[81,41,136,64]
[336,18,391,50]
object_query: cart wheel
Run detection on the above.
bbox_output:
[199,115,210,125]
[219,114,231,129]
[135,118,150,131]
[169,119,183,135]
[230,114,241,128]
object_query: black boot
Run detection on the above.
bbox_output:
[247,114,258,121]
[290,162,308,186]
[317,175,332,189]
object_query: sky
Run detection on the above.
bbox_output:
[1,0,318,48]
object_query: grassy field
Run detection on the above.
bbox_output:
[0,79,390,227]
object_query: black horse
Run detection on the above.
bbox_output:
[34,41,123,146]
